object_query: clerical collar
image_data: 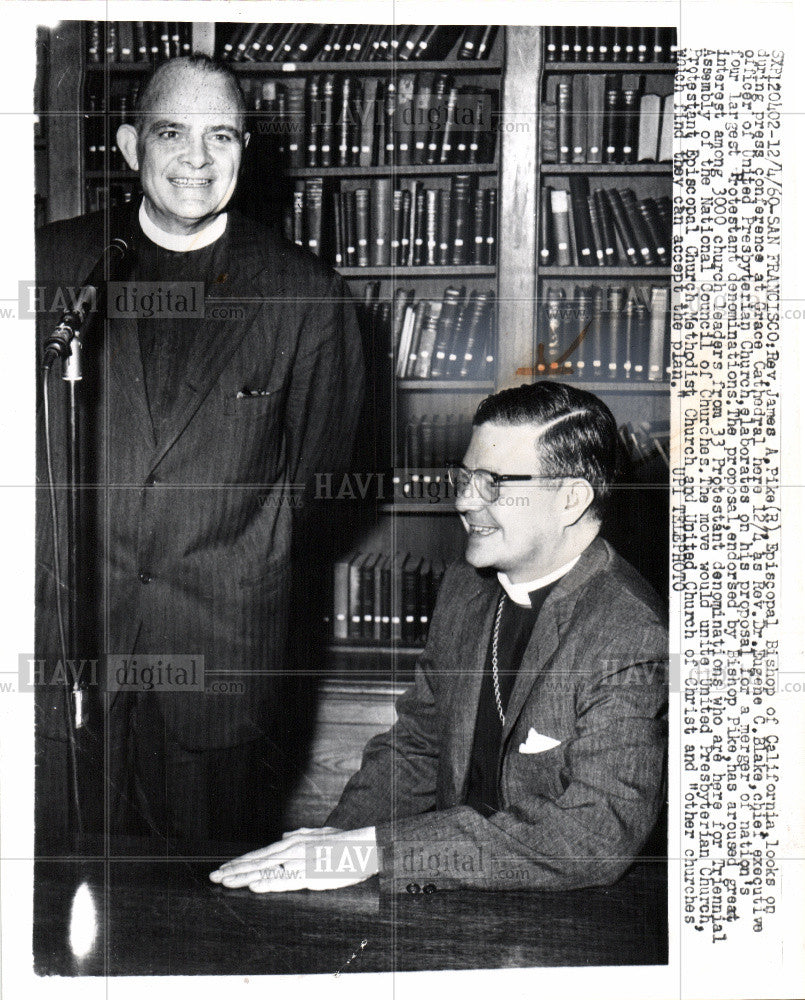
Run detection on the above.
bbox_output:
[497,555,581,607]
[138,200,227,252]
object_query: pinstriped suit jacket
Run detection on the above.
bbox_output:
[35,206,364,749]
[328,537,668,892]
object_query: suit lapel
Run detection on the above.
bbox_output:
[105,314,157,452]
[501,537,611,742]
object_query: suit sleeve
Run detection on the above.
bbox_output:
[284,272,365,500]
[371,624,667,893]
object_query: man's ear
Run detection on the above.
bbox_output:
[243,131,251,150]
[117,124,140,171]
[561,478,594,526]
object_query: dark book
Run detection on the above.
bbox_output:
[647,286,669,381]
[402,555,423,645]
[458,26,486,60]
[170,22,182,57]
[417,560,433,644]
[132,22,148,62]
[354,187,370,267]
[622,292,636,379]
[586,75,606,162]
[335,75,353,167]
[573,285,593,378]
[476,26,498,60]
[284,79,305,169]
[541,101,559,163]
[471,187,486,264]
[559,27,572,62]
[444,292,473,377]
[411,185,426,266]
[344,24,371,62]
[439,82,461,164]
[605,286,626,378]
[603,79,621,164]
[232,23,261,62]
[589,286,605,378]
[348,552,367,638]
[106,21,119,61]
[605,188,641,267]
[545,25,560,61]
[592,188,618,265]
[619,188,657,266]
[622,27,636,63]
[597,26,613,61]
[332,192,344,266]
[632,291,650,379]
[358,76,378,167]
[621,88,640,164]
[611,27,625,62]
[117,21,134,62]
[305,75,320,167]
[87,21,102,62]
[390,189,405,267]
[400,188,412,265]
[341,188,356,266]
[382,77,397,165]
[571,74,588,163]
[540,187,555,266]
[304,178,324,256]
[420,416,435,468]
[413,301,443,378]
[371,178,392,266]
[426,73,453,165]
[476,292,496,380]
[541,287,566,376]
[569,175,595,266]
[450,174,474,266]
[390,552,404,644]
[275,24,305,63]
[376,555,392,643]
[361,553,380,639]
[242,24,272,62]
[485,188,497,266]
[655,196,672,244]
[318,73,336,167]
[412,73,434,164]
[417,26,463,61]
[260,25,289,62]
[637,198,669,268]
[398,25,426,61]
[584,26,599,62]
[396,73,416,165]
[637,26,651,63]
[571,25,584,62]
[556,75,572,164]
[146,22,161,62]
[437,188,452,266]
[459,291,492,378]
[430,287,465,378]
[332,555,350,639]
[424,188,439,266]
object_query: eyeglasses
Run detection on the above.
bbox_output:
[446,464,558,503]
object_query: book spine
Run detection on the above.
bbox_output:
[549,188,573,267]
[371,178,392,267]
[450,175,473,266]
[354,188,370,267]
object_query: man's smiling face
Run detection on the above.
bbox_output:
[120,66,247,235]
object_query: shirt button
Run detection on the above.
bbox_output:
[138,571,152,584]
[145,474,157,487]
[423,883,437,894]
[405,883,421,895]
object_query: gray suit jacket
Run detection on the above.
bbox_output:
[328,537,668,892]
[36,206,364,749]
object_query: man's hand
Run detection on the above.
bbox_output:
[209,826,378,893]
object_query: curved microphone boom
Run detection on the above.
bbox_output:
[42,236,130,372]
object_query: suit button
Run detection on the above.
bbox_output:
[405,883,421,895]
[138,571,152,584]
[145,474,157,487]
[423,883,437,894]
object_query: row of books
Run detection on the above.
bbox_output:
[618,420,670,468]
[541,183,671,268]
[332,551,446,644]
[85,183,135,213]
[84,86,136,172]
[86,21,192,63]
[394,287,496,380]
[542,74,673,164]
[241,75,498,169]
[402,414,474,471]
[538,284,670,381]
[283,177,497,268]
[544,26,677,64]
[218,24,498,64]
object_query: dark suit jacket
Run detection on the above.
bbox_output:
[328,537,668,892]
[35,206,364,750]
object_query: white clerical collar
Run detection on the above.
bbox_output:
[497,555,581,607]
[138,200,227,252]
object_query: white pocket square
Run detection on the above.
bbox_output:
[518,728,561,755]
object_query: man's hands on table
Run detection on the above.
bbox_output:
[209,826,378,892]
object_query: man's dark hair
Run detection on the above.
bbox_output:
[133,54,248,131]
[473,381,620,522]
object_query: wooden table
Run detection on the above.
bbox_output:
[34,845,667,975]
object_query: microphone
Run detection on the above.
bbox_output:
[42,236,130,370]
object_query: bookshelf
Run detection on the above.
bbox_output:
[39,23,674,821]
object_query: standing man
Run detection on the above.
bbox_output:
[36,55,364,849]
[212,381,667,892]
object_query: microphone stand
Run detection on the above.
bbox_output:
[41,236,127,843]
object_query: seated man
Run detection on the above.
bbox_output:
[211,381,668,893]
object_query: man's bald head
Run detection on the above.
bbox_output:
[134,55,247,134]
